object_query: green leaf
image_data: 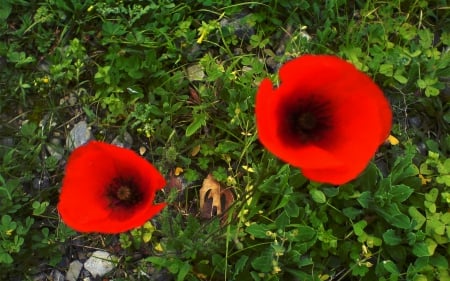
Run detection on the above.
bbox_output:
[310,189,326,204]
[290,225,316,242]
[250,248,273,273]
[185,113,206,137]
[436,175,450,186]
[353,220,367,236]
[176,262,191,281]
[246,223,272,239]
[382,260,400,274]
[383,229,402,246]
[275,211,290,229]
[417,79,427,89]
[426,215,445,235]
[390,184,414,203]
[408,207,426,230]
[285,199,300,218]
[32,201,49,216]
[0,252,13,264]
[233,255,249,278]
[425,86,440,97]
[343,207,362,220]
[412,239,437,257]
[379,64,394,77]
[425,188,439,202]
[357,191,371,208]
[393,73,408,84]
[377,204,411,229]
[379,64,394,76]
[0,3,11,21]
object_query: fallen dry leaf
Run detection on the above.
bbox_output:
[199,174,234,219]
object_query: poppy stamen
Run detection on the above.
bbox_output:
[280,97,332,145]
[107,177,143,208]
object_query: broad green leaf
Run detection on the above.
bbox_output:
[285,199,300,218]
[185,113,206,137]
[425,86,440,97]
[426,215,445,235]
[357,191,371,208]
[32,201,49,216]
[441,212,450,224]
[383,229,402,246]
[390,184,414,203]
[436,175,450,186]
[343,207,363,220]
[0,3,11,21]
[358,162,380,187]
[382,260,400,274]
[393,73,408,84]
[275,211,290,229]
[379,64,394,76]
[412,239,437,257]
[377,204,411,229]
[294,225,316,242]
[424,200,437,213]
[246,223,272,239]
[430,254,449,269]
[251,248,273,273]
[0,252,13,264]
[425,188,439,202]
[176,262,191,281]
[353,220,367,236]
[408,207,426,230]
[233,255,249,278]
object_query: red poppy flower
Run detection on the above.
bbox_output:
[256,55,392,185]
[57,141,166,233]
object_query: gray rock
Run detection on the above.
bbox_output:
[111,131,133,148]
[220,13,255,41]
[50,269,65,281]
[66,260,83,281]
[186,64,205,82]
[84,250,117,278]
[66,121,94,151]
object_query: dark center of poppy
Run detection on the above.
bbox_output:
[279,96,332,146]
[107,177,143,208]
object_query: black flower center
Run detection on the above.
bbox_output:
[107,177,143,208]
[279,96,333,146]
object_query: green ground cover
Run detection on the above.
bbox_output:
[0,0,449,280]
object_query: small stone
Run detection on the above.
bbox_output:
[84,250,117,278]
[186,64,205,81]
[68,92,78,106]
[50,269,65,281]
[46,142,64,161]
[111,131,133,148]
[66,260,83,281]
[66,121,94,151]
[220,13,255,41]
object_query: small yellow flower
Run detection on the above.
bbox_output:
[87,5,94,12]
[154,242,164,252]
[242,165,255,173]
[418,174,432,185]
[174,167,184,176]
[197,30,207,44]
[386,134,399,145]
[42,76,49,83]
